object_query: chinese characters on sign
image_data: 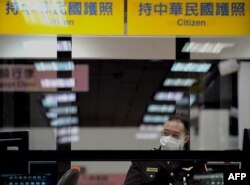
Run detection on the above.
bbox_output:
[138,2,245,17]
[0,0,250,35]
[0,65,89,92]
[0,0,124,35]
[5,0,113,17]
[0,67,34,79]
[128,0,250,35]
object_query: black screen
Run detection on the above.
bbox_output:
[0,131,29,174]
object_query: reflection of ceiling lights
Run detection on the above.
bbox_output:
[171,62,212,73]
[35,61,74,71]
[41,78,75,88]
[57,126,79,137]
[46,112,57,119]
[58,135,80,144]
[50,117,79,126]
[163,78,197,87]
[182,42,235,54]
[178,95,196,106]
[154,92,183,101]
[143,115,169,123]
[46,106,78,119]
[42,93,76,107]
[135,132,160,140]
[19,0,68,26]
[139,124,163,132]
[57,41,72,51]
[147,104,175,113]
[49,106,78,115]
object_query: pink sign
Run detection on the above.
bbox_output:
[77,174,126,185]
[0,65,89,92]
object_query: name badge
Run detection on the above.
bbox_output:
[146,167,159,173]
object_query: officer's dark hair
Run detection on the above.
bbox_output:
[168,114,190,135]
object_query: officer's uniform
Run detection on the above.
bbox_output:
[124,149,206,185]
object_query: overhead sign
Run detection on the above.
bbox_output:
[128,0,250,36]
[0,0,124,35]
[0,64,89,92]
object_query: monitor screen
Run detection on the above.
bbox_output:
[0,131,29,174]
[29,161,58,184]
[243,128,250,152]
[0,131,29,151]
[0,173,52,185]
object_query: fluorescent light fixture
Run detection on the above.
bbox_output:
[182,42,235,54]
[50,117,79,127]
[42,100,57,108]
[46,106,78,119]
[154,92,183,101]
[163,78,197,87]
[44,93,76,102]
[35,61,74,71]
[49,106,78,115]
[178,95,196,106]
[139,124,163,132]
[46,112,57,119]
[57,41,72,51]
[58,135,80,144]
[41,78,75,88]
[57,126,79,137]
[147,104,175,113]
[42,93,76,107]
[143,115,169,123]
[171,62,212,73]
[135,133,160,140]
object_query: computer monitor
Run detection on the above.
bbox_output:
[0,131,29,174]
[29,161,58,184]
[0,131,29,151]
[243,128,250,152]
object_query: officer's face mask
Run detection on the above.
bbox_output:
[160,136,185,150]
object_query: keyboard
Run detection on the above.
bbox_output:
[192,173,224,185]
[0,174,51,185]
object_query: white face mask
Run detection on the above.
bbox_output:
[160,136,185,150]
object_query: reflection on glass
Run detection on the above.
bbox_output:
[42,93,76,107]
[171,62,212,72]
[147,104,175,113]
[35,61,74,71]
[182,42,235,54]
[40,78,75,88]
[57,126,79,137]
[50,116,79,126]
[143,115,169,123]
[154,92,183,101]
[58,135,79,144]
[178,95,196,106]
[135,132,159,140]
[163,78,197,87]
[49,106,78,114]
[18,0,68,26]
[57,41,72,51]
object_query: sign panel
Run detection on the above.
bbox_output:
[78,174,126,185]
[0,0,124,35]
[128,0,250,36]
[0,64,89,92]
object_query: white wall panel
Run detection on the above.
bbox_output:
[0,35,57,59]
[190,37,250,60]
[72,37,176,60]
